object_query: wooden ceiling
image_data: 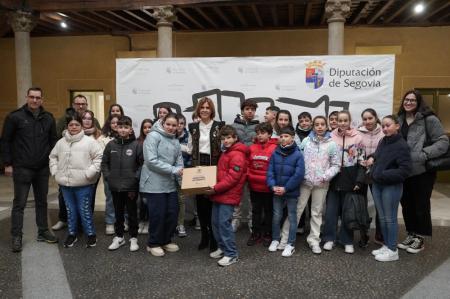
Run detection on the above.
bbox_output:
[1,0,450,37]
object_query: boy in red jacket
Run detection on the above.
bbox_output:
[247,122,278,247]
[205,125,248,267]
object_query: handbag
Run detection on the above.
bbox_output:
[423,117,450,171]
[342,192,372,231]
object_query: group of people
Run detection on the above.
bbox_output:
[2,87,448,267]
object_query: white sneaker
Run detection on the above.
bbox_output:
[268,240,279,252]
[129,238,139,252]
[277,242,287,251]
[210,248,224,259]
[52,221,67,231]
[323,241,334,251]
[310,244,322,254]
[194,217,201,230]
[163,243,179,252]
[375,248,399,262]
[147,246,165,257]
[142,223,149,234]
[124,221,129,232]
[281,244,295,257]
[344,245,355,254]
[108,236,125,251]
[231,219,240,233]
[372,245,388,256]
[177,225,187,238]
[138,222,145,234]
[105,224,115,235]
[217,256,238,267]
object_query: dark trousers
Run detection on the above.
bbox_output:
[143,192,178,247]
[138,194,148,222]
[112,191,138,238]
[250,191,273,235]
[196,195,217,250]
[58,178,99,222]
[11,167,50,236]
[401,171,436,236]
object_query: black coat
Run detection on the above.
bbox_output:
[371,133,412,185]
[101,135,143,192]
[1,104,57,169]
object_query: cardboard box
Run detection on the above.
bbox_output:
[181,166,217,195]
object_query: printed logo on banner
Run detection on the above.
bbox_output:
[305,60,325,89]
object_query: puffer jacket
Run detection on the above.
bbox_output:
[49,130,102,187]
[247,138,278,192]
[267,142,305,198]
[140,124,183,193]
[212,142,248,205]
[330,128,366,191]
[300,131,340,187]
[101,135,143,192]
[178,128,192,167]
[398,112,449,176]
[371,133,412,185]
[358,124,384,157]
[232,115,259,146]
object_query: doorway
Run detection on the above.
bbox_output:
[70,90,105,128]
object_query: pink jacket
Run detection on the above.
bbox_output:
[358,124,384,157]
[331,128,365,167]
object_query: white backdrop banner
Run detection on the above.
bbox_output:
[116,55,395,131]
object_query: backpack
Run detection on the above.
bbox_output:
[342,192,372,231]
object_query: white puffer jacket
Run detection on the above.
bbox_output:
[49,130,103,187]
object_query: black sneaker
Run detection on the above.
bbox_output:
[358,233,369,248]
[37,230,58,243]
[86,235,97,248]
[398,234,415,250]
[247,233,261,246]
[11,236,22,253]
[63,235,78,248]
[406,236,424,254]
[262,233,272,247]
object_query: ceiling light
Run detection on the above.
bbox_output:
[414,3,425,14]
[57,12,69,18]
[60,22,68,28]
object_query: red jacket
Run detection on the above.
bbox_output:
[212,142,248,206]
[247,139,278,192]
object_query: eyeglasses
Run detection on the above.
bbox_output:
[404,98,417,103]
[28,96,42,100]
[74,102,87,106]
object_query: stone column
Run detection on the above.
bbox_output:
[325,0,351,55]
[149,6,176,58]
[8,10,37,107]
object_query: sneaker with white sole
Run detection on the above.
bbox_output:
[281,244,295,257]
[138,222,145,234]
[52,221,67,231]
[277,242,287,251]
[210,248,224,259]
[231,219,241,233]
[147,246,165,257]
[218,256,238,267]
[129,238,139,252]
[105,224,115,235]
[108,236,125,251]
[323,241,334,251]
[163,243,179,252]
[177,225,188,238]
[310,244,322,255]
[124,222,129,232]
[375,248,399,262]
[344,245,354,254]
[398,234,415,250]
[142,223,149,234]
[406,237,424,254]
[371,245,388,256]
[268,240,279,252]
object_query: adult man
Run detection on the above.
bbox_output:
[2,87,58,252]
[52,94,101,230]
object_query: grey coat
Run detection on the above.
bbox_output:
[232,115,259,146]
[398,112,449,176]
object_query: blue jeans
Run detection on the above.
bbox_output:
[103,178,115,225]
[372,183,403,251]
[143,192,178,247]
[272,196,298,245]
[323,190,353,245]
[60,185,96,236]
[212,203,237,258]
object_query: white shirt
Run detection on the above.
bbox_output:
[187,120,214,156]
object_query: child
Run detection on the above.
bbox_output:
[328,111,339,132]
[102,116,143,252]
[273,110,294,139]
[295,112,313,142]
[247,122,278,247]
[322,111,366,254]
[206,125,248,267]
[140,113,184,257]
[267,127,305,257]
[176,113,191,238]
[279,116,340,254]
[137,119,153,234]
[264,106,280,127]
[49,114,102,248]
[367,115,412,262]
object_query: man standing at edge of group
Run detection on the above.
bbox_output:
[1,87,59,252]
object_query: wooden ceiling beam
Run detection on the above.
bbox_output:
[250,4,263,27]
[106,10,149,30]
[271,5,278,27]
[175,19,191,30]
[123,10,157,29]
[41,13,87,31]
[90,11,134,31]
[231,5,248,27]
[304,2,313,26]
[351,0,371,25]
[383,1,413,23]
[178,7,205,29]
[402,0,438,23]
[212,6,233,27]
[194,7,219,29]
[288,3,294,26]
[437,11,450,22]
[422,2,450,21]
[56,13,100,31]
[367,0,395,24]
[68,11,111,30]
